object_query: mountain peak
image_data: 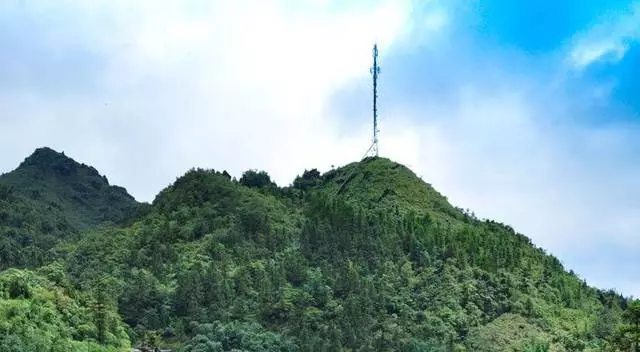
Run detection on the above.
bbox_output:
[22,146,66,164]
[316,156,460,219]
[0,147,140,232]
[18,147,103,179]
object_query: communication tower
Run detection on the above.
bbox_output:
[363,43,381,159]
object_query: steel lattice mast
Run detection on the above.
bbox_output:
[371,43,380,157]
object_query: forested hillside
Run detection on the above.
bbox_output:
[0,148,636,351]
[0,147,145,269]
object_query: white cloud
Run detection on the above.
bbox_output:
[1,0,639,298]
[445,100,637,250]
[570,41,628,69]
[0,0,438,202]
[110,0,639,298]
[568,3,640,69]
[386,81,640,295]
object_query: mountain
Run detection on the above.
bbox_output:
[0,148,635,351]
[312,157,457,218]
[0,147,143,268]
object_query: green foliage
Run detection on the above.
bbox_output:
[2,147,141,228]
[0,149,632,351]
[0,269,130,351]
[465,314,552,351]
[316,157,459,219]
[607,300,640,351]
[182,321,298,352]
[239,170,277,190]
[292,169,322,191]
[0,147,142,269]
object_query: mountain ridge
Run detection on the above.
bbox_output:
[0,147,633,351]
[0,147,142,268]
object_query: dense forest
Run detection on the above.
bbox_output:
[0,147,637,351]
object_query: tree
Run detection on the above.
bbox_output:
[92,278,111,345]
[625,300,640,351]
[293,169,321,190]
[0,184,10,200]
[594,306,621,340]
[609,300,640,351]
[239,170,276,189]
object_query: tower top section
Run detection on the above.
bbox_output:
[370,43,380,157]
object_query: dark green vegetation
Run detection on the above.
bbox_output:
[0,147,144,269]
[0,148,635,351]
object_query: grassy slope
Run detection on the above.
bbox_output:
[320,157,458,219]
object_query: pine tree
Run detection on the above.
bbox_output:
[92,277,110,345]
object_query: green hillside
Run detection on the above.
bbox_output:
[0,265,130,351]
[313,157,457,219]
[0,147,145,268]
[0,148,636,351]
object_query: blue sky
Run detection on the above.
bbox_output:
[384,0,640,296]
[0,0,639,297]
[382,0,640,295]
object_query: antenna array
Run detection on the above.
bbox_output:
[365,43,381,158]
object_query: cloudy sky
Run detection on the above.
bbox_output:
[1,0,639,296]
